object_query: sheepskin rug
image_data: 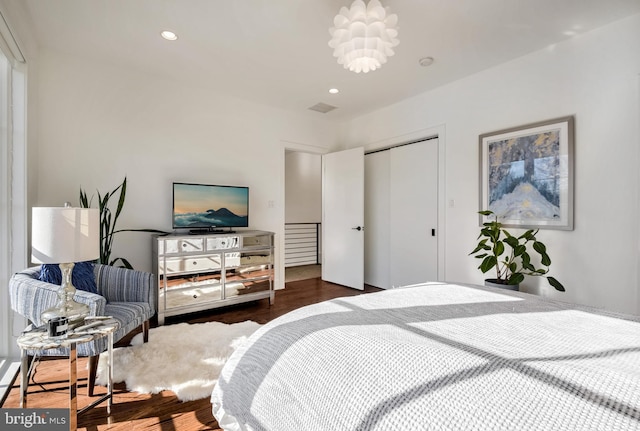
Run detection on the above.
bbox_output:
[96,320,261,401]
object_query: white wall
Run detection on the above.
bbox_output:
[340,14,640,314]
[33,49,336,289]
[285,151,321,223]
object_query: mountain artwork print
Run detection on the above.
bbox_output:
[487,130,562,221]
[479,116,574,230]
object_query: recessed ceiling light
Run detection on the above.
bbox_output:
[418,57,434,67]
[161,30,178,41]
[329,88,339,94]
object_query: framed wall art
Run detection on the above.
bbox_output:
[479,116,574,230]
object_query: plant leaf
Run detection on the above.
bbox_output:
[504,236,519,248]
[519,229,536,240]
[533,241,547,254]
[513,244,526,257]
[540,252,551,266]
[508,273,524,285]
[470,243,487,255]
[547,276,565,292]
[479,255,497,273]
[109,257,134,269]
[79,189,89,208]
[114,177,127,220]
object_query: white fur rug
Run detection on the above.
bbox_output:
[96,320,261,401]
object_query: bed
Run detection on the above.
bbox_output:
[211,282,640,430]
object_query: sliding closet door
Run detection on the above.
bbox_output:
[364,151,390,288]
[364,138,439,289]
[389,139,439,287]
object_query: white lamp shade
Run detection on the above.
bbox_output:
[31,207,100,264]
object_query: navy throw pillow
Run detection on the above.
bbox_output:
[39,261,98,294]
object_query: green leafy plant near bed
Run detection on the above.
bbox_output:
[80,177,165,268]
[469,210,565,292]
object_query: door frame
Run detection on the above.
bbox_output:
[280,141,328,290]
[279,123,446,285]
[362,125,447,280]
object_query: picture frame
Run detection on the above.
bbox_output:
[479,116,574,230]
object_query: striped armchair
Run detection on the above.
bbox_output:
[9,264,156,395]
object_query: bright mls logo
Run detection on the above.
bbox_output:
[1,409,68,430]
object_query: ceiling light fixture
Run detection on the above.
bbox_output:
[160,30,178,41]
[418,57,434,67]
[328,0,399,74]
[329,88,340,94]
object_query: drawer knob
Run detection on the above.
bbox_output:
[192,261,197,265]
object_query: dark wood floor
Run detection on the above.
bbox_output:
[3,278,381,431]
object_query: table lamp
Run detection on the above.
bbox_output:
[31,206,100,331]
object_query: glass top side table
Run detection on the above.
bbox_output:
[17,319,119,431]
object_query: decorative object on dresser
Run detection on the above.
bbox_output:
[469,210,565,291]
[96,320,260,401]
[31,205,100,328]
[153,230,275,325]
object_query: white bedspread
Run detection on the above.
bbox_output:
[211,283,640,430]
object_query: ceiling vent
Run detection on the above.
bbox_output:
[308,102,337,114]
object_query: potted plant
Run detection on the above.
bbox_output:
[80,177,166,268]
[469,210,565,292]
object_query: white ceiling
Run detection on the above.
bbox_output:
[19,0,640,121]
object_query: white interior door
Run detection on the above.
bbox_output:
[322,147,364,290]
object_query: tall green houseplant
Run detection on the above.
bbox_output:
[80,177,164,268]
[469,210,565,292]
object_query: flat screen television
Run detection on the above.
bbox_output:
[172,182,249,233]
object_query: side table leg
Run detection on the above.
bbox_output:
[69,343,77,431]
[19,349,28,408]
[107,331,114,415]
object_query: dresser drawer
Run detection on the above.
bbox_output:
[206,236,239,250]
[163,238,204,254]
[161,255,222,274]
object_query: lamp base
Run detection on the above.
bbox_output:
[40,262,90,336]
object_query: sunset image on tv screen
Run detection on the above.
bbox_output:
[173,183,248,228]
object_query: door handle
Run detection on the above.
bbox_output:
[352,226,364,231]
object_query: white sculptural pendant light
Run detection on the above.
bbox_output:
[328,0,399,73]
